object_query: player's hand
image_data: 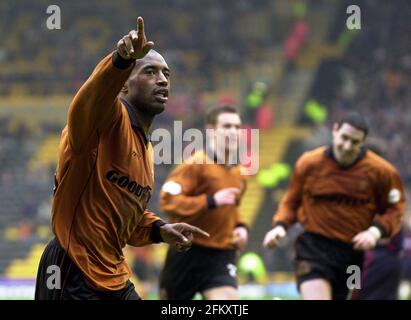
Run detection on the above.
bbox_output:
[213,188,241,206]
[232,226,248,250]
[160,223,209,252]
[117,16,155,60]
[263,225,287,249]
[352,227,381,251]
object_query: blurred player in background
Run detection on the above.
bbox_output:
[35,17,208,300]
[263,111,406,300]
[159,105,249,300]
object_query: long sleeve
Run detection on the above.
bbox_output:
[127,210,165,247]
[235,178,248,228]
[160,163,208,218]
[235,208,248,229]
[67,52,135,154]
[373,166,406,238]
[273,156,305,228]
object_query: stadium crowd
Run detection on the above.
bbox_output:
[329,0,411,197]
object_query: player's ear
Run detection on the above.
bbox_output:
[331,123,339,141]
[205,124,217,140]
[332,123,339,134]
[121,84,128,94]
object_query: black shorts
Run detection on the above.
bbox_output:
[294,232,364,300]
[159,244,238,300]
[35,238,140,300]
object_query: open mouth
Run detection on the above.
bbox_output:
[153,89,169,103]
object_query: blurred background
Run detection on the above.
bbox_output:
[0,0,410,299]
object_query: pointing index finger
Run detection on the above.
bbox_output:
[137,16,145,37]
[188,226,210,238]
[228,188,241,194]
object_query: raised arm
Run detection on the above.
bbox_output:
[67,17,154,153]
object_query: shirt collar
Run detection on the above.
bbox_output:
[120,97,150,145]
[325,145,367,170]
[205,146,237,168]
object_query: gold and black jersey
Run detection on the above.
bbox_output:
[160,151,248,250]
[274,146,406,243]
[52,52,163,292]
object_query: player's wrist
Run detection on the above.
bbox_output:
[235,223,249,232]
[368,226,382,240]
[151,220,167,243]
[370,222,388,238]
[207,194,217,208]
[112,51,136,69]
[273,221,288,231]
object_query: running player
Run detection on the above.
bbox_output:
[263,111,406,300]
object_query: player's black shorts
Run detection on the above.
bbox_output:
[294,232,364,300]
[159,244,238,300]
[35,238,140,300]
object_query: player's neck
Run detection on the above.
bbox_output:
[120,95,154,137]
[208,143,236,165]
[133,107,153,136]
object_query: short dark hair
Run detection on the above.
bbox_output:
[336,111,369,137]
[206,105,239,125]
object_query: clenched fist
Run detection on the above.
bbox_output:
[213,188,241,207]
[232,226,248,250]
[352,226,382,251]
[117,16,155,60]
[263,225,287,249]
